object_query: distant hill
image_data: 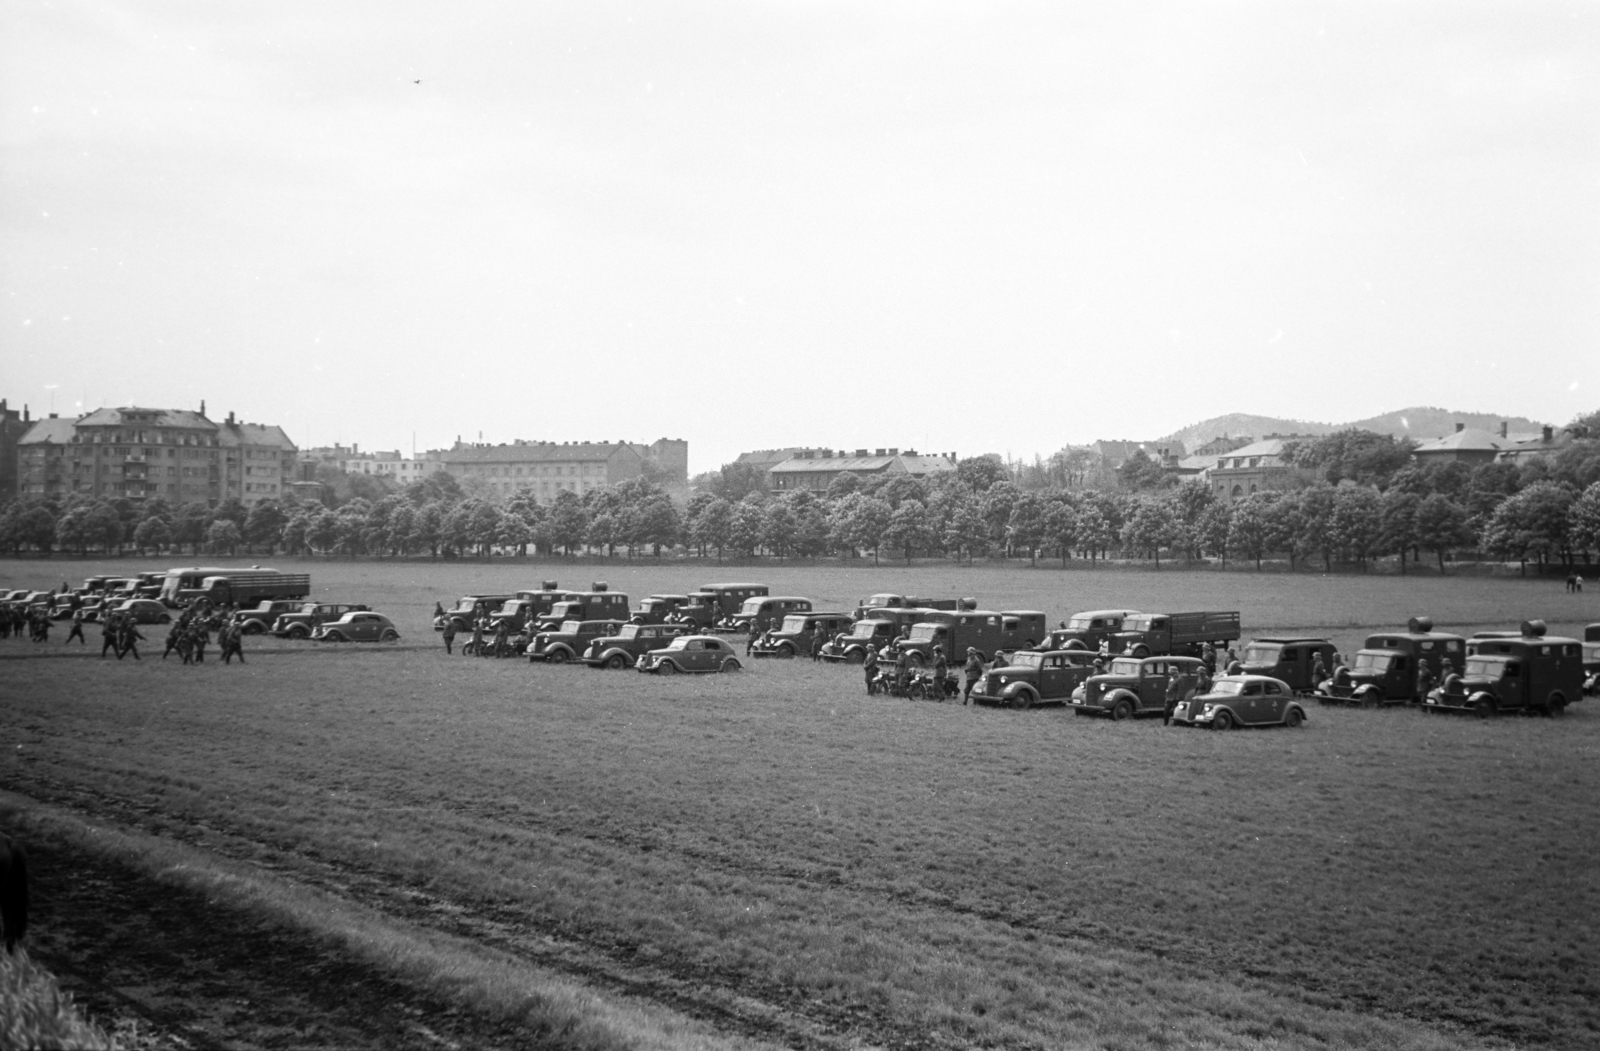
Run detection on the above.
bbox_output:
[1155,406,1549,453]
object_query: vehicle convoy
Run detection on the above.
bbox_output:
[1045,610,1141,652]
[969,649,1100,709]
[820,609,939,663]
[751,613,855,658]
[1584,624,1600,697]
[1069,656,1207,719]
[1316,617,1465,706]
[272,603,372,639]
[671,583,770,631]
[851,593,968,621]
[898,610,1048,665]
[158,567,311,607]
[729,596,814,635]
[1424,621,1584,717]
[636,635,743,674]
[528,619,625,663]
[232,600,304,635]
[533,584,630,633]
[1169,675,1308,730]
[311,612,400,643]
[583,622,692,669]
[1240,637,1338,694]
[1113,611,1241,658]
[631,594,692,625]
[436,594,517,633]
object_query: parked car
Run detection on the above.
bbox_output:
[233,599,304,635]
[527,619,625,663]
[583,622,692,669]
[1169,675,1307,730]
[751,613,855,658]
[107,598,173,625]
[728,596,813,635]
[1582,623,1599,698]
[1069,656,1207,719]
[435,594,516,633]
[636,635,744,674]
[969,648,1100,709]
[311,612,400,643]
[272,602,372,639]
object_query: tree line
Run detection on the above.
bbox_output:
[3,419,1599,570]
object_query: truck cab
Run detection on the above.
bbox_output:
[534,584,630,632]
[1113,611,1241,659]
[898,610,1048,665]
[583,622,692,669]
[820,610,929,663]
[631,594,692,625]
[232,599,303,634]
[969,649,1099,709]
[730,596,813,635]
[435,594,516,633]
[1241,637,1338,694]
[1317,617,1464,706]
[751,613,855,658]
[1425,621,1583,716]
[1069,656,1207,719]
[527,619,625,663]
[1582,623,1599,697]
[676,583,769,631]
[1046,610,1141,653]
[851,593,969,621]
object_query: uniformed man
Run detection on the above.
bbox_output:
[1163,671,1187,725]
[470,618,486,658]
[442,618,457,655]
[1310,652,1327,690]
[745,630,758,658]
[99,614,119,659]
[862,645,879,695]
[893,645,910,697]
[163,621,184,660]
[1201,641,1216,674]
[191,620,210,663]
[1226,659,1243,676]
[1415,662,1435,705]
[810,631,825,662]
[221,622,245,664]
[494,617,511,659]
[932,646,949,702]
[119,620,144,660]
[962,648,984,705]
[65,608,86,646]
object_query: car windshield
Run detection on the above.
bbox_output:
[864,595,897,606]
[849,622,884,639]
[1353,652,1393,673]
[1209,680,1247,696]
[776,616,808,633]
[1463,657,1506,677]
[617,624,644,639]
[1582,643,1600,661]
[1244,644,1281,663]
[1008,652,1044,670]
[560,620,583,633]
[1108,658,1142,675]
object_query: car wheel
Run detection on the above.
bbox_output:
[548,650,569,664]
[720,658,742,673]
[1211,710,1234,731]
[326,632,348,643]
[288,625,309,640]
[380,629,399,642]
[846,650,864,664]
[657,660,677,675]
[1064,640,1087,651]
[1547,693,1567,717]
[606,653,630,670]
[777,643,795,659]
[158,613,172,625]
[1285,707,1304,728]
[1111,699,1133,721]
[1130,645,1150,659]
[1011,690,1035,711]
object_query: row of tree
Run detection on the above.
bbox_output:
[3,450,1600,570]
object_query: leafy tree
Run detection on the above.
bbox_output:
[633,493,682,556]
[942,498,989,563]
[410,501,445,558]
[545,490,589,556]
[212,497,248,526]
[280,511,312,556]
[1073,502,1113,563]
[711,462,767,502]
[174,502,211,554]
[1569,482,1600,561]
[955,455,1008,492]
[1329,486,1383,569]
[1042,497,1077,566]
[882,499,935,564]
[825,471,862,500]
[730,495,767,556]
[829,493,892,564]
[244,501,288,554]
[1379,489,1421,573]
[1290,429,1416,488]
[385,502,416,557]
[1005,492,1047,564]
[1228,492,1275,570]
[1197,503,1231,566]
[1480,482,1576,567]
[308,509,342,555]
[875,475,928,511]
[761,499,798,558]
[1297,486,1339,571]
[468,502,504,557]
[787,492,831,557]
[13,504,58,554]
[1120,498,1178,568]
[1416,494,1472,573]
[1117,448,1169,491]
[979,481,1021,554]
[689,497,734,561]
[133,515,171,554]
[55,506,94,555]
[206,518,242,555]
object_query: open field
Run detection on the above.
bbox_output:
[3,557,1599,1049]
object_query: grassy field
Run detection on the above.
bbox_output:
[2,556,1598,1049]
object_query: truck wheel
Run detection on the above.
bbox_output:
[1359,687,1381,709]
[845,650,864,664]
[777,643,795,659]
[1473,694,1496,718]
[1211,710,1234,731]
[606,653,630,670]
[1111,699,1133,721]
[657,661,677,675]
[906,651,926,668]
[547,650,569,664]
[1130,645,1150,659]
[1010,690,1036,711]
[1547,693,1567,717]
[288,625,309,639]
[1064,640,1087,651]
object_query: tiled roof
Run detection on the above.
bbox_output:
[443,442,639,464]
[770,456,898,473]
[1412,429,1502,454]
[218,422,297,450]
[76,407,214,430]
[18,418,75,444]
[897,455,956,474]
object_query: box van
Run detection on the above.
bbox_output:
[730,596,812,635]
[1316,617,1464,706]
[679,583,770,630]
[1426,621,1583,716]
[1241,637,1338,694]
[899,610,1048,665]
[752,613,855,658]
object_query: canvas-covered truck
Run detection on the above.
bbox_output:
[821,609,937,663]
[751,612,855,658]
[1425,621,1584,717]
[1316,617,1466,706]
[897,609,1048,666]
[158,567,311,607]
[1113,611,1240,659]
[1045,610,1141,653]
[851,593,969,621]
[533,584,631,633]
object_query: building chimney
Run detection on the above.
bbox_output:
[1500,421,1508,438]
[49,412,57,419]
[227,411,235,425]
[199,399,206,417]
[1543,425,1554,444]
[1454,422,1464,432]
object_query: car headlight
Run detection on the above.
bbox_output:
[1202,704,1215,713]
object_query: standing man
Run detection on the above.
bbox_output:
[99,614,119,659]
[810,630,825,662]
[1415,661,1435,706]
[1201,641,1216,675]
[862,644,879,695]
[64,608,85,646]
[962,647,984,705]
[932,646,949,701]
[470,617,486,658]
[1310,652,1328,691]
[892,644,910,697]
[442,618,457,655]
[220,622,245,664]
[119,620,144,661]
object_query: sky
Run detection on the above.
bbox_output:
[2,1,1597,474]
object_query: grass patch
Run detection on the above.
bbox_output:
[0,946,115,1050]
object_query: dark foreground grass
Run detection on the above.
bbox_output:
[0,947,114,1049]
[4,623,1599,1048]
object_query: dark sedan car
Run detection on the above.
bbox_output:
[636,635,744,674]
[311,612,400,643]
[1169,675,1307,730]
[108,598,174,625]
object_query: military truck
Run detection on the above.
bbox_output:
[1316,617,1465,706]
[968,649,1100,709]
[1113,611,1241,659]
[435,594,517,633]
[897,609,1049,665]
[821,609,936,663]
[158,567,311,607]
[751,612,856,658]
[1425,621,1583,716]
[671,583,769,632]
[1583,624,1599,697]
[851,593,969,621]
[631,594,693,625]
[582,622,693,669]
[1069,656,1208,719]
[1240,636,1338,694]
[490,584,584,635]
[527,619,626,663]
[729,595,813,635]
[533,584,631,632]
[1045,610,1141,653]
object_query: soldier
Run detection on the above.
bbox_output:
[1310,652,1328,690]
[1201,641,1216,674]
[470,617,486,658]
[1226,658,1243,676]
[962,648,984,704]
[119,619,144,661]
[862,645,879,696]
[65,608,86,646]
[220,622,245,664]
[1224,646,1238,671]
[442,618,457,655]
[932,646,949,702]
[745,629,757,657]
[99,614,119,659]
[810,630,825,662]
[493,617,511,659]
[433,600,446,619]
[191,620,210,664]
[163,620,184,660]
[1163,671,1186,725]
[893,645,910,697]
[1415,662,1435,705]
[991,648,1007,671]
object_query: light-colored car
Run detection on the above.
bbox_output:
[1169,675,1307,730]
[636,635,743,674]
[311,611,400,643]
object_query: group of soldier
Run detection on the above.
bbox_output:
[2,586,249,665]
[155,606,247,665]
[440,613,520,658]
[0,601,56,643]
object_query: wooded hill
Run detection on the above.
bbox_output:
[1157,407,1548,453]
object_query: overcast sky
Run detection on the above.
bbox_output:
[3,1,1596,473]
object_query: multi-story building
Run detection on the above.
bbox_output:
[432,439,668,504]
[767,448,957,493]
[15,404,296,507]
[1208,438,1304,503]
[0,399,33,501]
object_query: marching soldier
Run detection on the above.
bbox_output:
[163,620,184,660]
[220,622,246,664]
[191,619,210,663]
[119,619,144,661]
[100,614,119,659]
[65,608,86,646]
